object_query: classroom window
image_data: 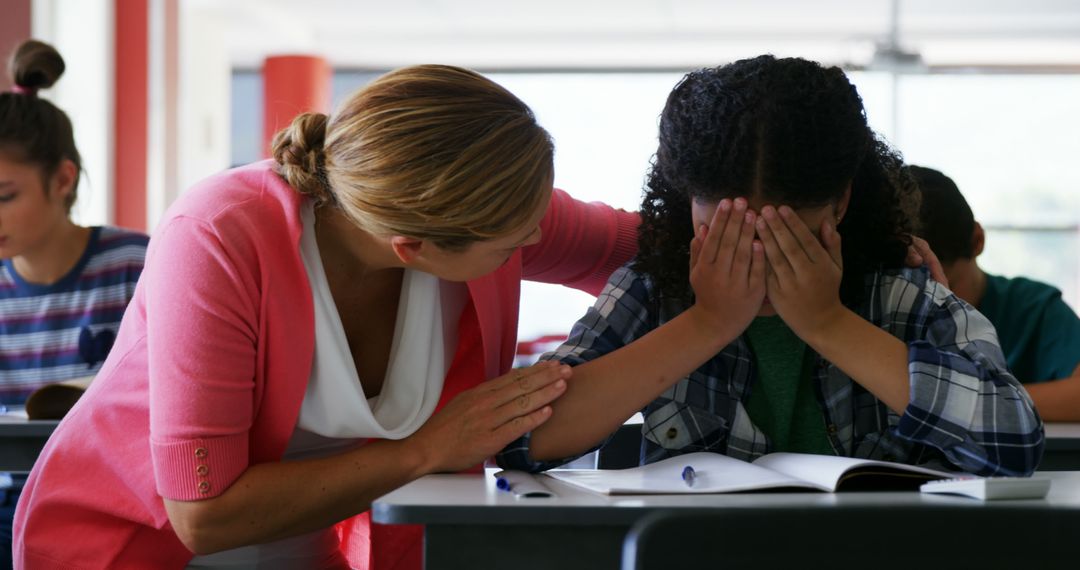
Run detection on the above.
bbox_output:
[230,70,1080,344]
[894,75,1080,313]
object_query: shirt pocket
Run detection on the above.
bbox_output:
[642,400,729,451]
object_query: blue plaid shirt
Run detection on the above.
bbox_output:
[498,264,1044,476]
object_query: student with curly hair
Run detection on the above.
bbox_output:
[498,55,1043,477]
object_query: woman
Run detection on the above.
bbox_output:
[14,65,638,569]
[498,56,1043,478]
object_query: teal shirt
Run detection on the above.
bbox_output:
[979,274,1080,383]
[743,316,833,455]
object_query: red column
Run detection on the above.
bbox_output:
[114,0,148,230]
[262,55,331,157]
[0,0,32,92]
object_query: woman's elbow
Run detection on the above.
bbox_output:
[164,498,231,555]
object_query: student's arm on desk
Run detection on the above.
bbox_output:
[1023,363,1080,422]
[163,362,568,555]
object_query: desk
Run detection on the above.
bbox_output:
[1043,423,1080,470]
[373,470,1080,570]
[0,410,59,472]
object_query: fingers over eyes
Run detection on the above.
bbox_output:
[777,206,824,264]
[731,209,757,281]
[700,199,732,264]
[756,214,793,279]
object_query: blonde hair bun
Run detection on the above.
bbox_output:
[271,112,333,204]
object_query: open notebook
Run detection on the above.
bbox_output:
[544,451,956,495]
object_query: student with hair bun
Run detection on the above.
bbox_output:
[15,64,638,569]
[0,40,148,404]
[0,39,148,565]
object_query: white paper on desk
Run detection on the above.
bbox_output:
[546,452,954,495]
[751,452,952,491]
[546,452,816,495]
[494,470,556,498]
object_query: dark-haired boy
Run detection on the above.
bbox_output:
[911,165,1080,421]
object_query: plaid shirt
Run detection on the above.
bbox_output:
[498,264,1045,476]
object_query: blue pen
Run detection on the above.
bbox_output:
[496,476,512,492]
[681,465,696,488]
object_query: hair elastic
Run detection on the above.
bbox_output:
[10,85,38,97]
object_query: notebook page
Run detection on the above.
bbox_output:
[545,451,823,494]
[752,452,953,491]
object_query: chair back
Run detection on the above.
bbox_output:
[622,506,1080,570]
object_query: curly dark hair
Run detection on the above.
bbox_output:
[635,55,920,307]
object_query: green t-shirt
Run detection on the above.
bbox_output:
[979,273,1080,383]
[743,316,834,455]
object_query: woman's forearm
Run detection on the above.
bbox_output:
[165,358,570,554]
[164,437,430,555]
[528,306,738,461]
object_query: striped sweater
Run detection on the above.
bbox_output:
[0,226,148,405]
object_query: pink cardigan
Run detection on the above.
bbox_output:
[14,161,638,569]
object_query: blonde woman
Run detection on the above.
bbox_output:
[14,65,638,569]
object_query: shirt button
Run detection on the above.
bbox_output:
[666,427,678,439]
[827,424,838,434]
[198,481,211,494]
[194,447,208,458]
[196,465,209,476]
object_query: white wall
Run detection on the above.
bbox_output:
[175,1,231,214]
[146,0,178,230]
[34,0,232,232]
[32,0,114,228]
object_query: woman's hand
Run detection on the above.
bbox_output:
[756,205,846,340]
[408,361,570,473]
[688,198,766,339]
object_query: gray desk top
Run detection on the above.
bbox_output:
[1046,423,1080,450]
[0,410,61,471]
[372,470,1080,526]
[0,410,60,437]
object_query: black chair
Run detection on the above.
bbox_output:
[622,506,1080,570]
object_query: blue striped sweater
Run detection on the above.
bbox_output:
[0,226,148,405]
